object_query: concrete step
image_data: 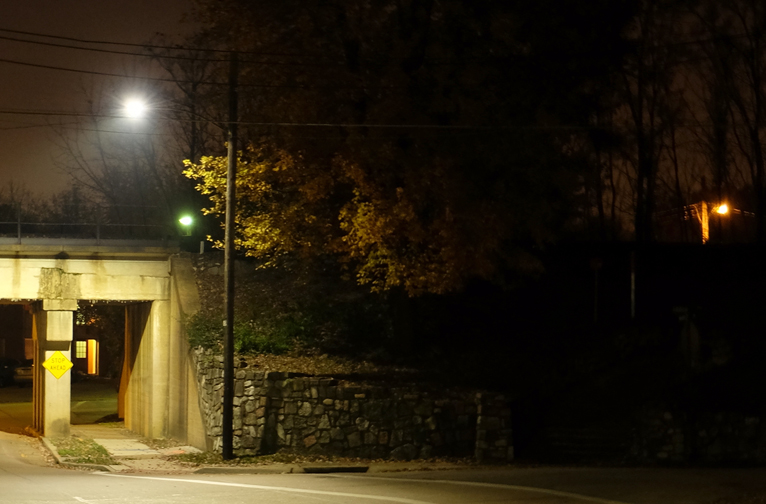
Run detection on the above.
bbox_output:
[93,438,161,459]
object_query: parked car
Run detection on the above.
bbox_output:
[0,358,20,387]
[13,359,33,387]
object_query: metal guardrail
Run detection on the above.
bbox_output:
[0,220,172,245]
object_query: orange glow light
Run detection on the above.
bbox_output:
[715,204,729,215]
[87,339,98,375]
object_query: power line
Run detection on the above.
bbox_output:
[0,56,223,86]
[0,26,221,53]
[0,107,579,130]
[0,33,217,62]
[0,33,346,67]
[1,107,751,133]
[0,27,338,60]
[0,56,362,88]
[0,55,399,90]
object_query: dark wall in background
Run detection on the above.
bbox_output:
[0,305,27,360]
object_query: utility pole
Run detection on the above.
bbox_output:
[222,51,238,460]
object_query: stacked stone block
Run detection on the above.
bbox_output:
[475,393,513,462]
[192,348,513,461]
[635,407,766,464]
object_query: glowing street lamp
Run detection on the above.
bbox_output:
[685,201,729,244]
[178,215,193,236]
[123,98,148,119]
[122,55,238,458]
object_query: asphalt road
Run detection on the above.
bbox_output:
[0,379,118,434]
[2,429,766,504]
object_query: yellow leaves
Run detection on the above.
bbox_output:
[184,143,340,266]
[184,142,519,296]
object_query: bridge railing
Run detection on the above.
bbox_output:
[0,204,175,245]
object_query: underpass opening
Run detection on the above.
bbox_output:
[0,303,33,434]
[70,302,129,426]
[0,301,131,433]
[0,246,206,448]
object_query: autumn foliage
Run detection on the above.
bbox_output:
[184,0,630,295]
[184,140,543,295]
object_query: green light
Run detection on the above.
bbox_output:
[179,216,193,226]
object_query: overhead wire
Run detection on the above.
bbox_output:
[0,33,345,66]
[0,54,398,90]
[0,25,761,133]
[0,56,346,88]
[0,26,344,61]
[0,107,503,129]
[2,24,756,94]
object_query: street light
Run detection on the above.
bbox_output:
[121,54,238,459]
[178,215,193,236]
[122,98,148,119]
[685,201,729,244]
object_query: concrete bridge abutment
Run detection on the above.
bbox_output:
[0,241,207,448]
[32,302,76,438]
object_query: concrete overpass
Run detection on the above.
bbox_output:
[0,238,206,448]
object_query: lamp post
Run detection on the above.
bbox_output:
[685,201,729,244]
[121,54,239,459]
[221,52,238,460]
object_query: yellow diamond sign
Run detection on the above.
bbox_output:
[42,351,73,379]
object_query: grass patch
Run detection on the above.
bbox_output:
[169,451,303,466]
[52,437,115,465]
[169,450,377,467]
[140,437,183,450]
[237,452,304,464]
[171,451,224,465]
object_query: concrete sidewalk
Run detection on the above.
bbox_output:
[44,424,204,473]
[44,423,460,474]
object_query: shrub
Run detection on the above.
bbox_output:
[186,312,223,350]
[185,312,297,355]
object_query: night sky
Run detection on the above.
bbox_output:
[0,0,195,195]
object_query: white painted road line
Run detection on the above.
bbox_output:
[331,475,633,504]
[94,473,437,504]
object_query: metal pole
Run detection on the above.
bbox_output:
[700,201,709,244]
[593,267,599,324]
[222,51,238,460]
[630,251,636,320]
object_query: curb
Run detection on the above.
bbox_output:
[40,435,485,475]
[41,436,119,473]
[40,437,65,465]
[192,464,371,474]
[194,464,302,474]
[302,465,369,474]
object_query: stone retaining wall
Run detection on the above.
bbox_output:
[637,407,766,464]
[193,349,512,461]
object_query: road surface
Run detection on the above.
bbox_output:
[0,379,117,434]
[2,430,766,504]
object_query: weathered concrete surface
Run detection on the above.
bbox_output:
[0,243,207,449]
[167,255,208,450]
[0,258,170,302]
[33,308,73,438]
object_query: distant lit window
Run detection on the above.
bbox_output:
[75,341,86,359]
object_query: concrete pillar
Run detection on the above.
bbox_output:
[122,301,170,439]
[149,300,170,439]
[32,304,74,438]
